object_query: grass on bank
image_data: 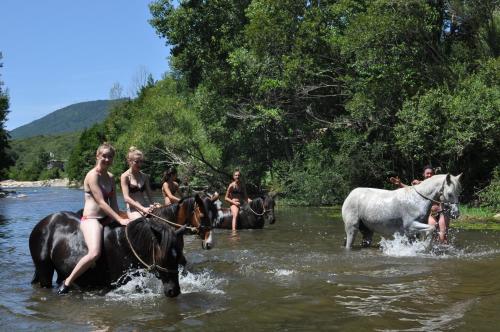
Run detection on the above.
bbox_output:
[278,201,500,231]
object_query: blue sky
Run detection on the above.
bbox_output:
[0,0,171,130]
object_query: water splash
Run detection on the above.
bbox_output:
[380,233,432,257]
[180,269,226,295]
[104,268,225,301]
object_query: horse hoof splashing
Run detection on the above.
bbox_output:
[342,174,462,249]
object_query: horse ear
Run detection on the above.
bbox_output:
[456,173,463,183]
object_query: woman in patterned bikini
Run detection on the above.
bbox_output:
[58,143,130,295]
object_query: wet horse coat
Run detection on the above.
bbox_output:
[29,214,183,297]
[342,174,462,248]
[213,194,276,229]
[29,195,214,297]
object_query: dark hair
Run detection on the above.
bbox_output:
[423,165,434,173]
[161,167,177,184]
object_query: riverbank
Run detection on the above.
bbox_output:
[0,178,73,188]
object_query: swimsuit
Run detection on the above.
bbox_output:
[128,174,145,193]
[80,215,110,225]
[82,181,114,224]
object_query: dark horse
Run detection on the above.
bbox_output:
[29,195,212,297]
[213,194,276,229]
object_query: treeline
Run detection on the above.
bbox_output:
[6,132,80,181]
[66,0,499,208]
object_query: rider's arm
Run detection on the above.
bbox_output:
[389,176,407,188]
[88,172,129,225]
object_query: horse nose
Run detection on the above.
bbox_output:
[165,285,180,298]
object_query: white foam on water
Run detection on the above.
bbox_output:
[105,270,163,302]
[271,269,295,277]
[379,233,433,257]
[180,269,226,295]
[379,233,500,259]
[104,268,226,301]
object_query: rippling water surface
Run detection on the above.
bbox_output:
[1,187,499,331]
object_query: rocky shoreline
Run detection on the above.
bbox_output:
[0,178,74,188]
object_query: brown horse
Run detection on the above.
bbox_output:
[29,195,213,297]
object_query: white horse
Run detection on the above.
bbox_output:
[342,174,462,249]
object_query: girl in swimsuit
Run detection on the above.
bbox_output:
[120,147,156,220]
[161,167,180,206]
[390,165,450,244]
[58,143,130,295]
[225,169,251,231]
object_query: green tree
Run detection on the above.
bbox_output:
[0,52,13,178]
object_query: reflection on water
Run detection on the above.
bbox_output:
[0,187,499,330]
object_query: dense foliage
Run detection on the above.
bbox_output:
[0,52,14,178]
[58,1,500,209]
[145,0,500,205]
[7,132,80,180]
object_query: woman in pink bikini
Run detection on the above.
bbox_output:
[58,143,130,295]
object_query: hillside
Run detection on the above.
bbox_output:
[9,99,121,139]
[9,132,80,167]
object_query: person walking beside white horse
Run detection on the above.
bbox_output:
[342,173,462,249]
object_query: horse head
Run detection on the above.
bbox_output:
[126,218,182,297]
[178,195,214,250]
[442,173,463,219]
[263,193,277,224]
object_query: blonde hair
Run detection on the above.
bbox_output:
[127,146,144,161]
[96,142,116,157]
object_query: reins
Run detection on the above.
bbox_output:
[124,201,207,275]
[246,200,270,216]
[141,209,198,233]
[412,186,443,205]
[124,223,178,274]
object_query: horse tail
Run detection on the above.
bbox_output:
[342,190,361,248]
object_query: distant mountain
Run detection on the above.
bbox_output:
[9,99,122,139]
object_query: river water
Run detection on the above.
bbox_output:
[0,187,499,331]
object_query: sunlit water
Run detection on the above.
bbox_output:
[1,187,499,331]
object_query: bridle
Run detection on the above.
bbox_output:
[125,201,212,274]
[124,222,178,275]
[412,178,458,215]
[245,197,274,217]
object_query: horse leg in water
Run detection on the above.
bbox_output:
[29,219,56,287]
[342,197,360,249]
[359,221,373,247]
[408,220,435,239]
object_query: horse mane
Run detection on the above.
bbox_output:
[249,197,264,214]
[126,218,174,264]
[151,204,179,222]
[415,174,447,192]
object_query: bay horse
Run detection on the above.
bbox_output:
[213,194,276,229]
[342,174,462,249]
[29,194,212,297]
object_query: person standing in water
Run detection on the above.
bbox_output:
[58,143,130,295]
[120,147,156,220]
[390,165,450,244]
[225,169,251,231]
